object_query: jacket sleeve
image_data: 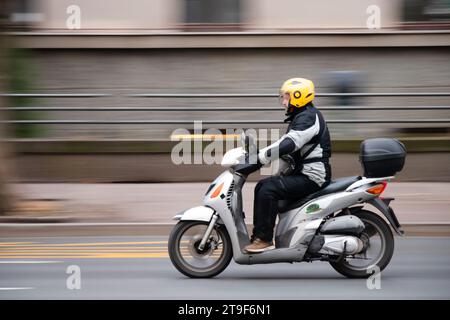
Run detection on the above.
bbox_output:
[258,135,296,165]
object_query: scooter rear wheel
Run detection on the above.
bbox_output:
[329,209,395,278]
[168,221,233,278]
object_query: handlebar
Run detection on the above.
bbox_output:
[234,133,261,175]
[242,133,258,154]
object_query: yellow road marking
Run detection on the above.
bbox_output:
[0,256,219,259]
[0,252,220,256]
[0,251,171,254]
[0,241,171,247]
[0,242,37,246]
[0,253,166,256]
[0,240,220,259]
[0,250,217,254]
[0,253,220,257]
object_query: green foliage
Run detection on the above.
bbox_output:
[8,48,43,138]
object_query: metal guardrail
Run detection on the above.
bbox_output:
[127,93,450,98]
[0,93,112,98]
[3,106,450,111]
[1,92,450,125]
[2,92,450,98]
[9,30,450,36]
[2,119,449,124]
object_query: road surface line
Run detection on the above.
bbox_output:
[0,247,169,250]
[0,248,174,250]
[0,261,62,264]
[0,254,170,259]
[0,222,175,227]
[0,287,35,290]
[0,250,186,254]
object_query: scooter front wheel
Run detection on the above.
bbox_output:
[168,221,233,278]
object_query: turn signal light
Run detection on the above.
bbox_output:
[366,182,387,195]
[210,182,224,199]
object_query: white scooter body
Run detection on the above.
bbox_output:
[174,146,403,265]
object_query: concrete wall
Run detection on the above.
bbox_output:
[23,45,450,140]
[245,0,403,29]
[32,0,403,30]
[35,0,181,30]
[13,152,450,182]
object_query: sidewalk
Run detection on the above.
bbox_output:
[2,182,449,225]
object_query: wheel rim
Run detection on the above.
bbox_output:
[342,217,386,271]
[176,223,226,272]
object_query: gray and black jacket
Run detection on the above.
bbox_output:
[258,103,332,187]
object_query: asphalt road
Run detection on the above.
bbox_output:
[0,235,449,300]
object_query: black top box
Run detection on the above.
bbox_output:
[359,138,406,178]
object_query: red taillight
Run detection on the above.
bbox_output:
[366,181,388,195]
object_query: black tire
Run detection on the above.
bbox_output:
[329,209,394,279]
[168,221,233,278]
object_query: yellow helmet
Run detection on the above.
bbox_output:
[279,77,315,109]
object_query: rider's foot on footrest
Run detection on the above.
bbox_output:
[245,238,275,253]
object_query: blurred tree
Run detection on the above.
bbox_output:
[8,47,40,138]
[0,0,16,215]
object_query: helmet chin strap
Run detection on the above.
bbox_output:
[285,104,296,116]
[284,103,310,122]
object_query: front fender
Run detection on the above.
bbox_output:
[173,206,215,222]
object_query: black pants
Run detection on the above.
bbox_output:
[252,174,323,242]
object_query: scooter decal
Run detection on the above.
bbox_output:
[306,203,321,214]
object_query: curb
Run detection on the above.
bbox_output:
[0,222,449,237]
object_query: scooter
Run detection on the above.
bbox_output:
[168,134,405,278]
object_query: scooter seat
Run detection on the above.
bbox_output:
[277,176,361,213]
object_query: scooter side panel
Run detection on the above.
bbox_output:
[282,187,378,247]
[203,170,252,260]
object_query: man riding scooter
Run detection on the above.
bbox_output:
[245,78,332,253]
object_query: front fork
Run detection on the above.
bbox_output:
[198,213,219,251]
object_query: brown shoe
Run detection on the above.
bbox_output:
[244,238,275,253]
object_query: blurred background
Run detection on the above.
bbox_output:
[0,0,449,222]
